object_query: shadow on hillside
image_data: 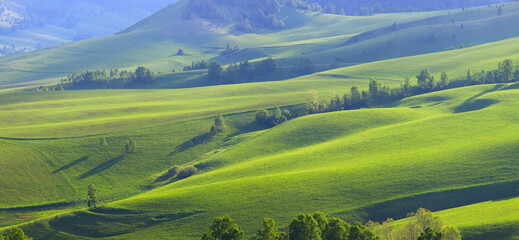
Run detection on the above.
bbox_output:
[454,84,503,113]
[78,154,125,179]
[47,209,205,238]
[169,132,214,156]
[334,179,519,223]
[52,155,92,174]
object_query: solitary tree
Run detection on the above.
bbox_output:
[440,70,449,88]
[306,90,319,113]
[87,185,98,208]
[211,114,226,133]
[177,48,185,55]
[201,216,244,240]
[498,6,503,16]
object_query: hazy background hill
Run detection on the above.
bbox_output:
[0,0,176,55]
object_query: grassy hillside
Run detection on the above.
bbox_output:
[4,82,519,239]
[4,0,515,88]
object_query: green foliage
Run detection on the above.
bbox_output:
[87,184,98,208]
[177,166,198,179]
[416,69,436,92]
[322,217,350,240]
[294,58,315,76]
[498,59,514,82]
[370,208,461,240]
[209,62,223,83]
[255,218,285,240]
[201,216,244,240]
[184,61,209,71]
[167,166,182,177]
[211,114,226,133]
[270,107,287,126]
[255,110,270,124]
[289,214,322,240]
[417,228,444,240]
[440,71,449,88]
[306,89,320,114]
[125,140,136,153]
[3,228,32,240]
[401,75,412,97]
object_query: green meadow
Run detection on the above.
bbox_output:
[3,1,519,239]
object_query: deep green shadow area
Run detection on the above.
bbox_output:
[78,155,125,179]
[453,84,504,113]
[461,220,519,240]
[335,180,519,223]
[45,208,205,238]
[52,155,91,174]
[453,99,499,113]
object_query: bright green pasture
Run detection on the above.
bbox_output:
[9,84,519,239]
[0,77,395,138]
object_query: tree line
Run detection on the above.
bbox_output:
[300,58,517,117]
[208,58,278,84]
[200,208,461,240]
[466,59,519,85]
[59,66,155,89]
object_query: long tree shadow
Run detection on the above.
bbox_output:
[52,155,91,174]
[169,132,214,156]
[78,154,125,179]
[454,84,504,113]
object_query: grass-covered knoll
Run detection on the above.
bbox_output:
[9,83,519,239]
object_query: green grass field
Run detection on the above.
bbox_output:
[3,1,519,239]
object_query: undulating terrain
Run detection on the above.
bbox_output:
[1,0,519,239]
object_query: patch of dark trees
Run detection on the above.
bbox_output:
[58,66,155,89]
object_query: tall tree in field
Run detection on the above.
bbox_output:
[306,89,319,113]
[417,69,436,91]
[201,216,244,240]
[498,6,503,16]
[87,185,98,208]
[211,114,226,133]
[440,70,449,88]
[498,59,514,82]
[401,75,412,97]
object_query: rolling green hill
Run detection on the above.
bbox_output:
[3,1,519,240]
[4,82,519,239]
[2,1,519,88]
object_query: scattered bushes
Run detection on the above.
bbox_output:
[255,107,289,126]
[167,166,182,176]
[177,166,198,179]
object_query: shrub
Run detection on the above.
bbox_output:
[255,109,270,123]
[168,166,182,176]
[178,166,198,179]
[125,140,136,153]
